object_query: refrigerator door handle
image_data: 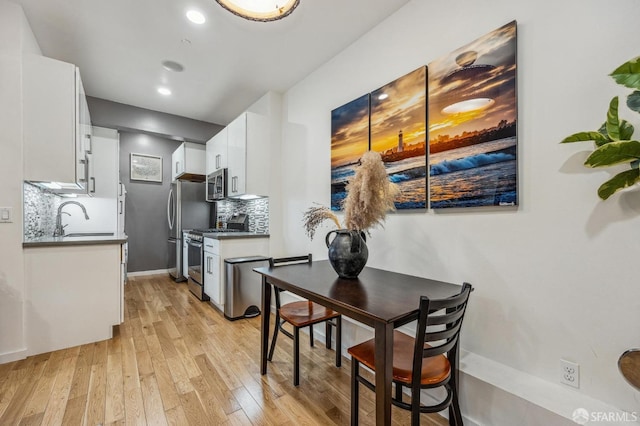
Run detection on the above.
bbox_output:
[167,187,174,230]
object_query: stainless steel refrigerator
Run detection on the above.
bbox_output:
[167,180,211,281]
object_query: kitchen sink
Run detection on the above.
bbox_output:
[63,232,115,237]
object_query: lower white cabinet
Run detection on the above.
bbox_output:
[24,243,122,356]
[204,249,221,304]
[203,236,269,311]
[182,232,190,279]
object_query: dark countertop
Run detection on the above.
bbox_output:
[202,232,269,240]
[23,233,128,248]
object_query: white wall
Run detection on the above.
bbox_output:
[0,0,40,363]
[278,0,640,422]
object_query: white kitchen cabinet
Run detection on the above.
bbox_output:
[120,242,128,323]
[203,238,221,305]
[227,112,270,198]
[206,128,228,174]
[203,236,269,311]
[172,142,205,181]
[117,182,126,235]
[24,243,122,356]
[182,232,190,279]
[89,127,119,198]
[23,54,91,191]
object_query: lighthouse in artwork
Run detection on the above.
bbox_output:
[398,129,404,152]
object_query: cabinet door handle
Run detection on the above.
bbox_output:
[215,154,220,169]
[175,161,179,173]
[90,177,96,193]
[85,134,92,154]
[232,176,238,192]
[119,200,123,214]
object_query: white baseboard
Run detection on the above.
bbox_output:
[0,348,27,364]
[127,268,170,277]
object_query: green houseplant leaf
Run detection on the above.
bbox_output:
[610,57,640,90]
[597,168,640,200]
[597,120,634,144]
[560,131,609,144]
[620,120,635,140]
[627,91,640,113]
[606,97,621,141]
[584,140,640,167]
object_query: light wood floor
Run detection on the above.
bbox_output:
[0,274,448,425]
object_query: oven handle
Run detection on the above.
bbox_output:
[188,241,202,248]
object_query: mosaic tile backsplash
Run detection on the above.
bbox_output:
[216,198,269,233]
[24,183,62,240]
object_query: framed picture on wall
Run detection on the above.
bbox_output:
[130,153,163,183]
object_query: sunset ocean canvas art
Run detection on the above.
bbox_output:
[331,94,370,210]
[371,67,427,209]
[428,21,517,209]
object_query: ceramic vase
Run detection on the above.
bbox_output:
[325,229,368,279]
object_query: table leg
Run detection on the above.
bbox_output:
[260,276,271,375]
[374,321,393,425]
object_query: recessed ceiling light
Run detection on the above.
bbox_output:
[186,10,206,24]
[378,93,389,100]
[162,60,185,72]
[158,87,172,96]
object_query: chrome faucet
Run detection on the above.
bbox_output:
[53,201,90,237]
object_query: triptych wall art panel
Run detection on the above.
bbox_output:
[330,20,517,211]
[330,94,370,211]
[428,20,517,208]
[371,67,427,209]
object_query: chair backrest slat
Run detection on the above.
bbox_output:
[410,282,472,388]
[269,254,312,268]
[270,254,313,304]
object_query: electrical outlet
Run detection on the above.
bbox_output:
[0,207,12,223]
[561,359,580,388]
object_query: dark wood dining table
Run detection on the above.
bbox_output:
[253,260,463,425]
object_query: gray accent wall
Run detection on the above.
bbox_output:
[87,96,224,143]
[119,132,182,272]
[88,97,222,273]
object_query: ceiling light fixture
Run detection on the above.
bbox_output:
[158,87,172,96]
[215,0,300,22]
[378,93,389,100]
[186,10,206,24]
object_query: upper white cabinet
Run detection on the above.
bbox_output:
[172,142,205,181]
[206,128,228,175]
[90,127,119,199]
[23,54,91,191]
[227,112,270,198]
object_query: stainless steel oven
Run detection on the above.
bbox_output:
[206,168,227,201]
[186,233,209,301]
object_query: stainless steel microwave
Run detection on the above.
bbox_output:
[206,168,227,201]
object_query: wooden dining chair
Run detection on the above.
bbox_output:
[348,282,473,426]
[267,254,342,386]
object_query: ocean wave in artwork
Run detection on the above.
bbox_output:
[388,166,426,183]
[430,152,515,176]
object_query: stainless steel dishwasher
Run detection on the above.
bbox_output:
[224,256,271,320]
